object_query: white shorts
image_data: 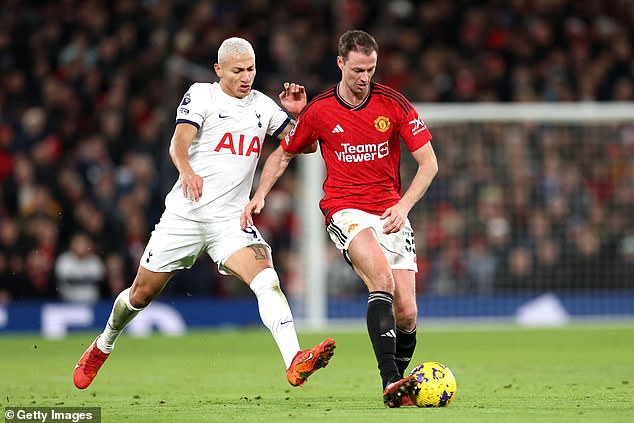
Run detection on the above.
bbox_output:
[326,209,418,272]
[140,211,270,274]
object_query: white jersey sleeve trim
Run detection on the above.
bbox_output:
[175,83,211,129]
[271,116,291,138]
[175,118,201,130]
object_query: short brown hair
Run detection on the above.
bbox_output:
[338,30,378,60]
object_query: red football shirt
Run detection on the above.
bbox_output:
[282,82,432,223]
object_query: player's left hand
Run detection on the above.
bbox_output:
[279,82,307,115]
[380,205,408,234]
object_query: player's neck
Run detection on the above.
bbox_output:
[337,82,370,106]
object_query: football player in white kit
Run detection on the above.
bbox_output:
[73,37,335,390]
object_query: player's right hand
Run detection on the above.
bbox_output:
[240,197,265,229]
[279,82,307,116]
[380,204,408,234]
[181,170,203,202]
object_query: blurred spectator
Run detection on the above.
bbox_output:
[533,238,568,292]
[55,232,106,303]
[103,253,126,298]
[22,217,59,298]
[2,154,37,217]
[618,235,634,290]
[569,225,606,290]
[495,246,534,293]
[0,217,28,302]
[72,199,119,257]
[465,233,496,295]
[0,124,16,184]
[428,236,468,295]
[25,248,57,298]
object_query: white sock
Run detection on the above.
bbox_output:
[250,268,301,368]
[97,288,145,353]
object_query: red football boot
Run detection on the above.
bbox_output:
[73,336,109,389]
[286,338,336,387]
[383,375,417,408]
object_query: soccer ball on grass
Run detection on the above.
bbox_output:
[409,361,457,407]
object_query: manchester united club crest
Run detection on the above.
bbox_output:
[348,224,358,233]
[374,116,391,132]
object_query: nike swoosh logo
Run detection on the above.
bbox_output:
[74,364,80,369]
[298,352,314,364]
[280,320,293,326]
[219,114,230,118]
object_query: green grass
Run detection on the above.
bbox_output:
[1,325,633,422]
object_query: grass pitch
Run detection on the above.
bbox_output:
[1,324,633,422]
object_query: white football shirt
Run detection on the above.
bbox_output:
[164,82,290,222]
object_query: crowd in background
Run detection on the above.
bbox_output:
[0,0,633,303]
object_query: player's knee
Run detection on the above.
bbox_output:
[249,267,281,296]
[395,306,417,330]
[394,294,417,328]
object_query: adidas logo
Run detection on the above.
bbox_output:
[380,329,396,338]
[332,124,344,133]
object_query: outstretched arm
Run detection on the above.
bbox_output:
[241,145,296,229]
[381,142,438,234]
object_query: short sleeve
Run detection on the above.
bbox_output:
[399,107,432,152]
[175,83,208,130]
[263,96,291,138]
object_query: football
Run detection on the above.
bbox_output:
[409,361,457,407]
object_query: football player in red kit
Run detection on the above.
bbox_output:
[242,30,438,407]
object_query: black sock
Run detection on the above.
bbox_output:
[366,291,400,389]
[395,326,417,376]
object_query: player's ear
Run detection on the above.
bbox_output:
[213,63,222,78]
[337,56,344,71]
